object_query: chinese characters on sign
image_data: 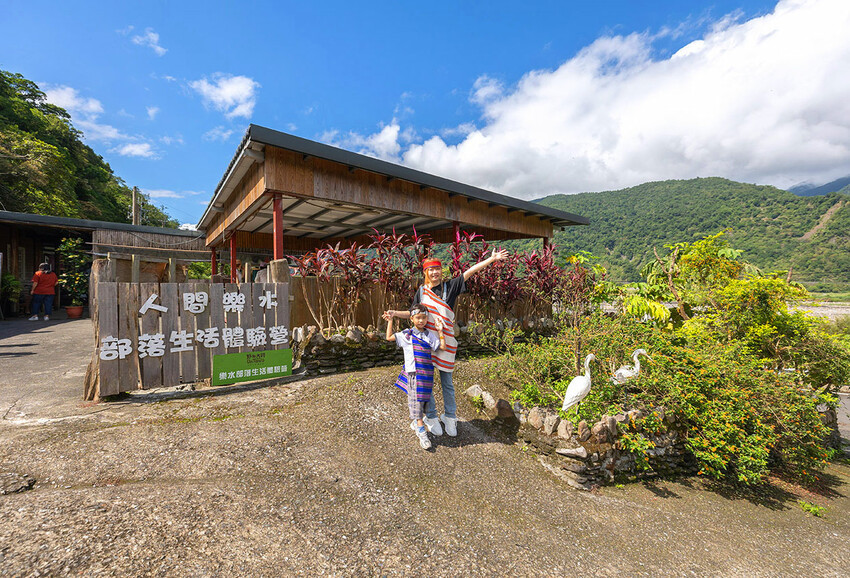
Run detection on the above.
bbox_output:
[100,288,288,361]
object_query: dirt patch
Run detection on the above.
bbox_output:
[1,360,849,576]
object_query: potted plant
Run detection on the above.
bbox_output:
[57,237,89,319]
[1,273,22,316]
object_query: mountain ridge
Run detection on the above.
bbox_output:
[533,177,850,290]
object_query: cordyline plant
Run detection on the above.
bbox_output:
[289,242,371,332]
[451,232,524,321]
[367,227,433,322]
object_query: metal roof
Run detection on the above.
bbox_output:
[0,211,202,238]
[198,124,588,234]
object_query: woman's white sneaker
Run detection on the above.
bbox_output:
[440,414,458,437]
[423,416,443,436]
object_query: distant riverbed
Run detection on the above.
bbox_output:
[798,301,850,322]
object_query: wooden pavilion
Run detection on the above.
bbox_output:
[197,124,588,281]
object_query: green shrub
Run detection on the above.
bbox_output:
[499,314,835,485]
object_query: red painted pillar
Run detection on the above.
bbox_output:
[229,234,237,283]
[273,193,284,261]
[210,247,218,276]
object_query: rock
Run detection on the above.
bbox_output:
[560,459,588,473]
[591,421,608,443]
[311,331,326,346]
[653,406,666,423]
[528,407,546,430]
[345,327,364,343]
[542,412,561,436]
[496,399,515,418]
[627,409,644,423]
[605,415,618,437]
[465,384,484,398]
[330,334,346,344]
[557,420,573,440]
[578,420,591,442]
[481,391,497,410]
[556,446,588,459]
[614,413,628,424]
[292,326,303,343]
[0,472,35,495]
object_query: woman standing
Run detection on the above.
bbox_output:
[29,263,58,321]
[385,248,508,437]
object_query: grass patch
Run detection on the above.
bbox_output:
[798,500,826,517]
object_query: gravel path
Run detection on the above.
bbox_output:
[1,318,849,576]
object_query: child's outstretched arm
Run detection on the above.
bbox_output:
[383,311,396,342]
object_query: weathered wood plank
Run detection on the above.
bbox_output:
[224,283,239,353]
[252,283,265,351]
[274,282,291,349]
[195,282,212,381]
[96,283,120,396]
[178,283,198,384]
[117,283,141,392]
[139,282,163,389]
[239,283,253,353]
[160,283,180,387]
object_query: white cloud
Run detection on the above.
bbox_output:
[144,189,182,199]
[335,0,850,197]
[132,27,167,56]
[179,223,198,231]
[160,134,184,146]
[44,85,131,143]
[114,143,156,158]
[203,126,234,142]
[44,86,103,117]
[146,106,159,120]
[190,73,260,119]
[323,121,404,161]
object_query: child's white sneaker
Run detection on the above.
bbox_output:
[29,315,38,321]
[440,414,458,437]
[423,416,443,436]
[43,315,49,321]
[410,421,431,450]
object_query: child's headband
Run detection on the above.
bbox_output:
[422,258,442,270]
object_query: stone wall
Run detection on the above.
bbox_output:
[468,386,841,491]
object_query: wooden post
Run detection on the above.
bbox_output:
[229,234,237,284]
[131,254,140,284]
[543,237,549,250]
[211,247,218,276]
[453,221,460,247]
[168,258,177,283]
[273,193,284,260]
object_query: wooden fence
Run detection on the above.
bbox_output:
[85,282,290,399]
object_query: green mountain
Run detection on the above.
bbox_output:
[537,177,850,290]
[0,69,176,227]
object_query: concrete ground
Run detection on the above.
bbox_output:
[1,317,849,576]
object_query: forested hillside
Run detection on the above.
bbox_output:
[537,178,850,290]
[0,69,175,226]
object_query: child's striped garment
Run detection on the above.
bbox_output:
[394,330,435,413]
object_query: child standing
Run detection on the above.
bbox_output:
[384,304,445,450]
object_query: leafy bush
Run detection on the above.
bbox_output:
[57,237,90,306]
[497,313,836,485]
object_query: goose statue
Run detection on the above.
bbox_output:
[612,349,651,384]
[561,354,596,412]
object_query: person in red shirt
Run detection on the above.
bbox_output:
[30,263,58,321]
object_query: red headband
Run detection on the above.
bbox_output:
[422,258,442,270]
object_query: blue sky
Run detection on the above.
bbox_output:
[3,0,849,227]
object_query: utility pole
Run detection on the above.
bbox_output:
[132,186,140,225]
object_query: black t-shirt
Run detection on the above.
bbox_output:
[412,275,466,311]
